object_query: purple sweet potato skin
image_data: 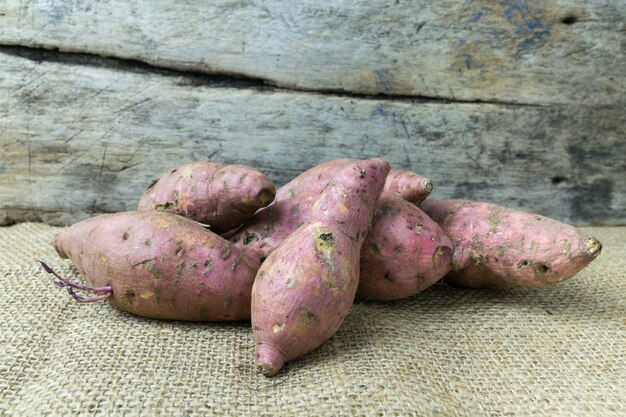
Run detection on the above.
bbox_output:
[138,162,275,234]
[233,165,429,262]
[252,158,389,376]
[54,211,258,321]
[382,170,433,204]
[230,198,308,264]
[231,159,363,263]
[276,164,432,205]
[274,159,356,201]
[234,164,450,301]
[420,199,602,288]
[357,196,453,301]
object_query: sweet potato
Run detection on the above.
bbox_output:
[138,161,275,234]
[357,195,453,300]
[273,159,355,201]
[382,170,433,204]
[51,211,258,320]
[252,158,389,376]
[232,164,432,262]
[231,159,364,263]
[420,199,602,288]
[276,163,432,204]
[233,162,448,300]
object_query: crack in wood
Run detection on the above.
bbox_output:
[0,44,548,108]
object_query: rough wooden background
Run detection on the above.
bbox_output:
[0,0,624,226]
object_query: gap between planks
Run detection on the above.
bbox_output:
[0,44,549,108]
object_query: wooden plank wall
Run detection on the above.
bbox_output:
[0,0,624,226]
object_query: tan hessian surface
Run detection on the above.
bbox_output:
[0,223,623,416]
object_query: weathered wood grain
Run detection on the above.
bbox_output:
[1,51,623,226]
[0,0,623,105]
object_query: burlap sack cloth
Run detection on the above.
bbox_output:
[0,223,623,416]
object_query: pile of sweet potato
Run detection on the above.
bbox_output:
[42,159,602,376]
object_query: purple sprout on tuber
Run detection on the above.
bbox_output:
[38,260,112,303]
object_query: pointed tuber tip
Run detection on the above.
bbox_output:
[422,179,433,193]
[584,237,602,257]
[258,188,276,207]
[255,344,285,377]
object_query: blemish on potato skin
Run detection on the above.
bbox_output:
[368,244,380,256]
[155,202,173,211]
[231,252,243,271]
[374,201,401,222]
[139,290,155,300]
[144,261,166,279]
[286,278,295,289]
[533,263,551,277]
[125,290,137,304]
[487,211,500,225]
[487,210,501,234]
[322,274,338,292]
[272,323,285,333]
[242,232,256,245]
[471,234,484,253]
[154,287,163,304]
[175,262,185,277]
[203,259,214,275]
[357,192,369,204]
[144,239,152,247]
[319,231,333,242]
[220,242,233,259]
[131,258,152,268]
[313,227,335,270]
[298,310,317,328]
[469,250,482,265]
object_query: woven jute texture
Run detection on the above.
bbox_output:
[0,223,623,417]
